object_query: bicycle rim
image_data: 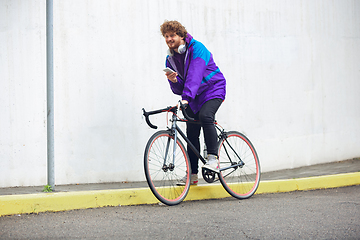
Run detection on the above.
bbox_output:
[144,130,191,205]
[218,131,260,199]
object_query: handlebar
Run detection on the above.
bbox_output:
[142,101,196,129]
[178,101,196,122]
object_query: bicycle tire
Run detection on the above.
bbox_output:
[218,131,260,199]
[144,130,191,205]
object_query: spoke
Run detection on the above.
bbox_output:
[218,132,260,199]
[145,131,190,205]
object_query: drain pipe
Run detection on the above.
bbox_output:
[46,0,55,190]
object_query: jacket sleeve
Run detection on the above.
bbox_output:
[181,41,210,102]
[166,61,184,96]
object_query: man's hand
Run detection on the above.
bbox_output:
[177,100,189,111]
[181,100,188,105]
[178,100,189,111]
[165,71,178,83]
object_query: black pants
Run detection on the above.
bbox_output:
[186,98,223,174]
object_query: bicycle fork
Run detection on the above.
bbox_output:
[162,137,173,172]
[162,119,178,172]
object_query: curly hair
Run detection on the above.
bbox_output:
[160,20,188,39]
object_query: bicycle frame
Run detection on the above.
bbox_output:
[142,103,244,172]
[169,112,207,165]
[217,128,245,171]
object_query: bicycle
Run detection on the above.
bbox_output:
[142,101,260,205]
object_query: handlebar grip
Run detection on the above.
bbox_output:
[142,108,158,129]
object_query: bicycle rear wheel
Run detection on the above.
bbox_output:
[218,131,260,199]
[144,130,191,205]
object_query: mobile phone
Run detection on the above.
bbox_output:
[163,67,175,73]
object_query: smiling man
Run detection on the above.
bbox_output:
[160,20,226,185]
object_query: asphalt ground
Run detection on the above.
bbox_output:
[0,158,359,217]
[1,185,359,239]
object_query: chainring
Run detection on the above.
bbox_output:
[202,168,217,183]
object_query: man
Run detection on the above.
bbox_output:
[160,20,226,185]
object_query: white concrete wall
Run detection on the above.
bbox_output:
[1,0,359,187]
[0,1,47,187]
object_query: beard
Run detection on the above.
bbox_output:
[167,41,180,50]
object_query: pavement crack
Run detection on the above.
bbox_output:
[339,201,360,206]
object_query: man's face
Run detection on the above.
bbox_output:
[164,31,183,50]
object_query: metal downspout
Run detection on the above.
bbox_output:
[46,0,55,190]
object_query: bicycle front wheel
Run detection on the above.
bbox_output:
[144,130,191,205]
[218,131,260,199]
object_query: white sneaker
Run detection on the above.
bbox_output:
[202,154,220,173]
[176,174,198,186]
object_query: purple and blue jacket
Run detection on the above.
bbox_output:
[166,33,226,114]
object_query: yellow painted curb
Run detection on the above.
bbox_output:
[1,172,359,216]
[0,188,157,217]
[256,172,360,194]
